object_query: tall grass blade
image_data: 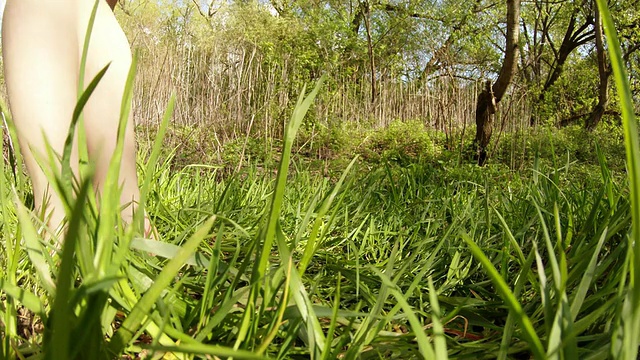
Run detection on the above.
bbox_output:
[595,1,640,359]
[136,94,176,233]
[493,208,526,265]
[15,200,56,296]
[378,277,434,359]
[428,277,448,359]
[76,0,101,181]
[0,279,44,317]
[299,156,357,275]
[320,273,342,360]
[532,199,562,291]
[498,249,536,360]
[94,54,138,274]
[1,98,33,360]
[570,228,608,321]
[254,76,325,282]
[46,177,93,360]
[107,216,217,355]
[142,343,269,359]
[234,76,325,354]
[0,97,26,193]
[462,232,545,359]
[346,241,399,358]
[59,64,109,203]
[275,225,326,357]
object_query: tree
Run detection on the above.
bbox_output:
[475,0,521,166]
[520,0,595,125]
[585,4,609,130]
[537,2,594,100]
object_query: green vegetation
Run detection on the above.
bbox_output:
[2,0,640,359]
[115,0,639,160]
[2,91,637,358]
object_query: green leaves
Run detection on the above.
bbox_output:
[595,0,640,359]
[107,216,217,355]
[463,233,545,359]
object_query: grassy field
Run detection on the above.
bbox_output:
[0,88,636,359]
[1,2,639,359]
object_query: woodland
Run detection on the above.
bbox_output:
[116,0,640,165]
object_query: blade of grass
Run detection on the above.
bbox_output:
[95,54,138,275]
[372,269,435,359]
[135,94,176,233]
[0,279,45,317]
[129,238,213,268]
[234,77,325,354]
[0,97,26,193]
[107,216,217,355]
[275,224,326,356]
[345,241,400,358]
[498,248,537,360]
[76,0,100,175]
[253,76,325,283]
[298,156,357,276]
[15,199,56,296]
[57,63,110,210]
[0,116,18,359]
[256,247,292,355]
[595,1,640,359]
[462,232,545,359]
[570,228,608,321]
[428,277,448,359]
[320,273,342,360]
[47,176,93,360]
[493,207,526,265]
[141,343,269,360]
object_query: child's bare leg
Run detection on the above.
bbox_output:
[3,0,155,237]
[2,0,80,233]
[78,0,154,235]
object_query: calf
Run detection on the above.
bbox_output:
[2,0,150,236]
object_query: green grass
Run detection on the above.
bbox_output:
[1,1,639,359]
[1,122,636,358]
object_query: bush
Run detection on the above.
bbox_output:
[295,119,361,161]
[358,120,443,165]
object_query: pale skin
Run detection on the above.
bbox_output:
[2,0,151,236]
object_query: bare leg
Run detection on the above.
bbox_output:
[2,0,153,236]
[78,0,141,225]
[2,0,80,232]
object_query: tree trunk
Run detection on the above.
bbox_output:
[586,6,609,130]
[363,1,376,103]
[475,81,496,165]
[475,0,520,166]
[529,4,595,126]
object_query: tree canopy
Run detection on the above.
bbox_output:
[115,0,639,161]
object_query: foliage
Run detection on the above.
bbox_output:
[357,120,443,165]
[4,111,638,358]
[535,61,601,125]
[491,125,627,172]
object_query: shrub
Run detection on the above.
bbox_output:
[358,120,443,165]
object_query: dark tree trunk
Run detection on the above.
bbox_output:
[529,4,595,126]
[586,6,610,130]
[475,0,520,166]
[363,1,376,103]
[475,81,496,166]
